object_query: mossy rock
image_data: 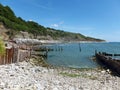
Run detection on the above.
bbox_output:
[30,56,49,67]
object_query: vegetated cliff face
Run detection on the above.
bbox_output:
[0,23,9,40]
[0,4,105,42]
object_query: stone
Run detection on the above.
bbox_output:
[0,60,119,90]
[101,70,106,74]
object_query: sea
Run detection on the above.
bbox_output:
[45,42,120,69]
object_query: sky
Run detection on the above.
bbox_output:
[0,0,120,42]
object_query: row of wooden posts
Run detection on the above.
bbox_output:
[0,45,31,65]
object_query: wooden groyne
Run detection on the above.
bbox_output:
[0,39,63,65]
[0,43,50,65]
[95,52,120,75]
[0,43,31,65]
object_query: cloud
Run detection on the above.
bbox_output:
[51,21,64,28]
[78,27,95,30]
[59,21,64,25]
[62,26,95,31]
[28,19,33,21]
[27,0,53,10]
[34,3,52,10]
[51,24,59,28]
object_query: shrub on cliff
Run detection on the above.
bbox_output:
[0,38,5,55]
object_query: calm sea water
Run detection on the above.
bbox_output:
[45,42,120,68]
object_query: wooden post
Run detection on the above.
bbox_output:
[0,56,2,64]
[17,49,20,63]
[6,48,8,64]
[79,43,81,52]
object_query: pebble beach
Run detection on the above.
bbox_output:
[0,59,119,90]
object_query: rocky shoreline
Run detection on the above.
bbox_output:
[0,59,119,90]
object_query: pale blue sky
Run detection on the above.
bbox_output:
[0,0,120,41]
